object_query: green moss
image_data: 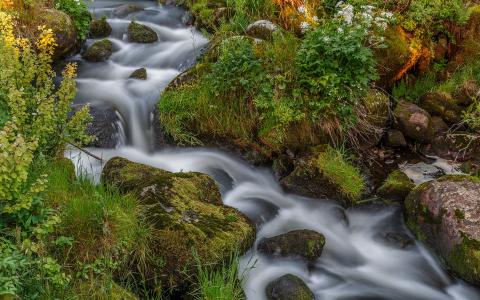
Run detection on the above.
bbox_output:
[315,146,365,203]
[454,208,465,220]
[448,234,480,284]
[90,17,112,38]
[128,22,158,43]
[83,39,113,62]
[377,170,415,202]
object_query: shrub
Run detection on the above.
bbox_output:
[296,20,378,123]
[55,0,91,40]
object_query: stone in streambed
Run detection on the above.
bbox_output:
[113,4,143,18]
[129,68,147,80]
[83,39,113,62]
[90,18,112,38]
[128,22,158,43]
[419,92,463,124]
[393,101,434,143]
[102,158,255,291]
[257,230,325,264]
[405,175,480,284]
[386,129,407,148]
[377,170,414,202]
[266,274,314,300]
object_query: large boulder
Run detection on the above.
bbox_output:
[393,101,434,143]
[257,230,325,264]
[82,39,113,62]
[266,274,314,300]
[419,92,463,124]
[102,158,255,290]
[377,170,414,202]
[90,18,112,38]
[38,9,78,58]
[85,105,121,148]
[246,20,278,40]
[405,175,480,284]
[128,22,158,43]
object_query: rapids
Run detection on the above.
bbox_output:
[67,1,480,299]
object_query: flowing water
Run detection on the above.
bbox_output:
[68,1,480,299]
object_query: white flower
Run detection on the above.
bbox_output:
[337,27,344,33]
[298,5,306,14]
[300,21,310,33]
[313,16,319,23]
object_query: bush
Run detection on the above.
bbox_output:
[296,20,378,124]
[55,0,91,40]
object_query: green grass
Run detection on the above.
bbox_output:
[316,146,365,202]
[392,74,437,103]
[193,251,245,300]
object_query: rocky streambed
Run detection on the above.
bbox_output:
[64,0,480,299]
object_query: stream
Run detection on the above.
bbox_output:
[67,1,480,299]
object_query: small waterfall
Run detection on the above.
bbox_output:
[66,1,480,299]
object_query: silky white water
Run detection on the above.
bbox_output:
[68,1,480,299]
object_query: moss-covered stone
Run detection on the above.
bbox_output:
[257,230,325,264]
[129,68,147,80]
[102,157,255,291]
[405,175,480,284]
[90,18,112,38]
[377,170,414,202]
[82,39,113,62]
[128,22,158,43]
[73,280,138,300]
[393,101,434,143]
[419,92,463,124]
[266,274,314,300]
[281,145,365,206]
[38,9,78,58]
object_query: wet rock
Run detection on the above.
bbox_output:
[405,175,480,284]
[393,101,434,143]
[90,18,112,38]
[272,155,295,180]
[377,170,414,202]
[430,132,480,162]
[257,230,325,264]
[128,22,158,43]
[431,116,449,135]
[113,4,143,18]
[82,39,113,62]
[386,129,407,148]
[102,158,255,290]
[266,274,314,300]
[38,9,78,58]
[246,20,278,40]
[454,80,479,107]
[383,232,415,249]
[129,68,147,80]
[419,92,463,124]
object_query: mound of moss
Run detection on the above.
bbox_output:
[82,39,113,62]
[90,18,112,38]
[102,157,255,290]
[377,170,415,202]
[128,22,158,43]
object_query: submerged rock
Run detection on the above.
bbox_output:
[90,18,112,38]
[377,170,414,202]
[129,68,147,80]
[257,230,325,264]
[83,39,113,62]
[405,175,480,284]
[266,274,314,300]
[246,20,278,40]
[419,92,463,124]
[113,4,143,18]
[38,9,78,58]
[85,105,121,148]
[102,158,255,290]
[394,101,434,143]
[128,22,158,43]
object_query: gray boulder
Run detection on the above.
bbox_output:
[394,101,434,143]
[246,20,278,40]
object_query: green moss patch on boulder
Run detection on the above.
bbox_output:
[377,170,414,202]
[405,175,480,284]
[128,22,158,43]
[90,18,112,38]
[419,92,463,124]
[129,68,147,80]
[82,39,113,62]
[281,145,365,206]
[266,274,314,300]
[102,157,255,290]
[257,230,325,264]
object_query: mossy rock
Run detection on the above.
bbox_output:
[128,22,158,43]
[83,39,113,62]
[90,18,112,38]
[393,101,434,143]
[405,175,480,284]
[73,280,137,300]
[266,274,314,300]
[113,4,143,18]
[419,92,463,124]
[377,170,414,202]
[257,230,325,264]
[102,157,255,291]
[38,9,78,58]
[129,68,147,80]
[430,131,480,162]
[281,145,365,206]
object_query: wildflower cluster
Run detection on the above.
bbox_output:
[273,0,323,32]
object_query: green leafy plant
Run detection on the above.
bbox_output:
[55,0,91,40]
